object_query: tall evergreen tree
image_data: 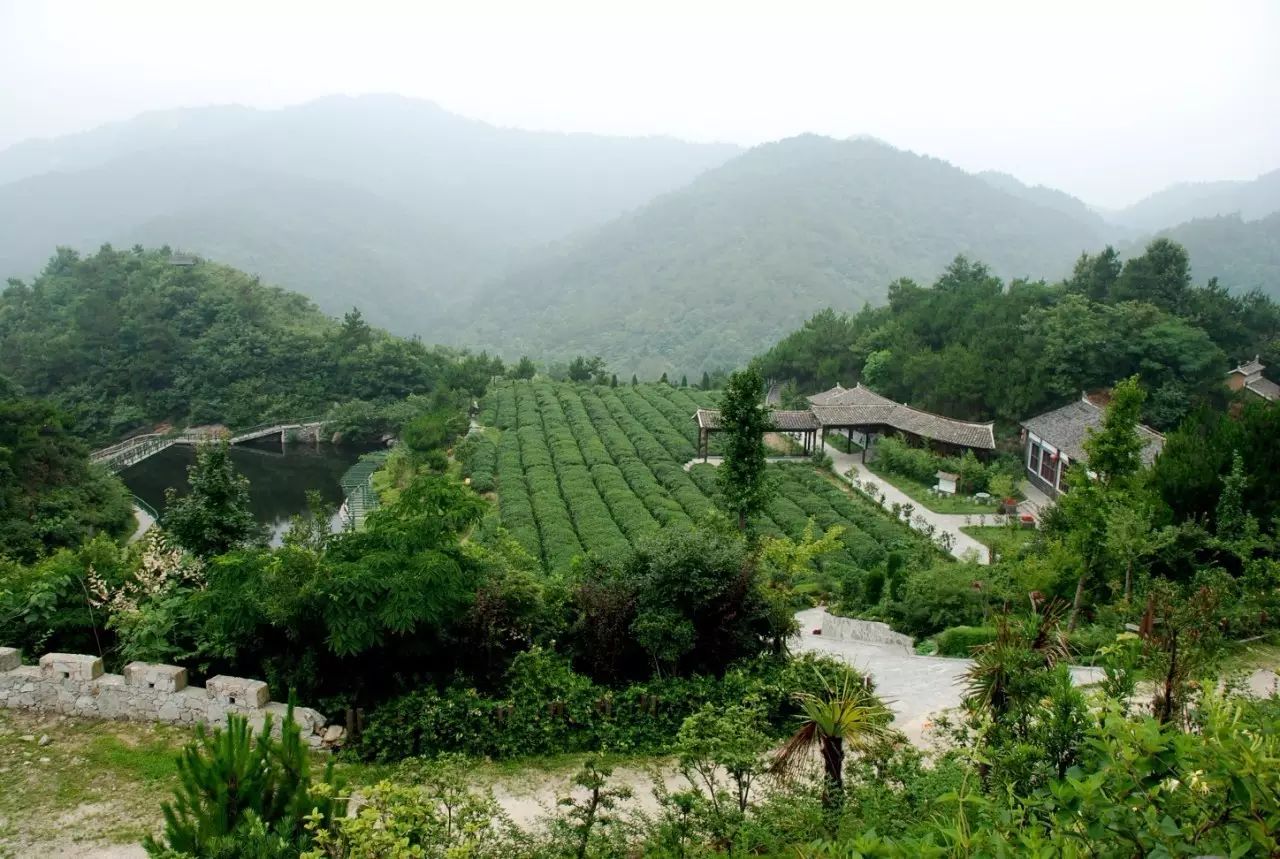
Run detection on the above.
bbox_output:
[631,374,638,386]
[716,368,773,531]
[680,375,688,387]
[512,356,537,380]
[700,371,711,390]
[162,441,265,558]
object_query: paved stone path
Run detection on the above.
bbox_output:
[685,449,994,563]
[793,607,1103,745]
[824,447,992,563]
[128,504,155,544]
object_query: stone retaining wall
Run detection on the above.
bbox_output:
[0,646,343,748]
[819,612,915,654]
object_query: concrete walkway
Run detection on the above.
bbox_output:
[824,447,992,564]
[793,607,1104,745]
[684,450,994,563]
[128,504,156,544]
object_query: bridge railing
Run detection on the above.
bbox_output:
[131,495,161,522]
[227,415,328,439]
[90,433,169,462]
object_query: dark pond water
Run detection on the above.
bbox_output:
[119,440,366,544]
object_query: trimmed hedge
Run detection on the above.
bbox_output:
[935,625,998,656]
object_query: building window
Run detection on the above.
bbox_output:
[1040,448,1057,484]
[1028,440,1041,476]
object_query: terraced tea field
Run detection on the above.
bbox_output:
[463,381,942,589]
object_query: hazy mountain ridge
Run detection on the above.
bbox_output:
[449,136,1113,376]
[977,170,1112,232]
[0,95,741,323]
[1109,169,1280,231]
[3,98,1278,376]
[1155,212,1280,298]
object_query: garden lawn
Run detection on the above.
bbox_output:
[960,525,1038,560]
[864,460,1004,515]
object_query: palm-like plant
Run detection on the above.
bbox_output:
[964,601,1070,728]
[772,669,892,808]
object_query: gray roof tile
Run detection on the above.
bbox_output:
[1021,397,1164,465]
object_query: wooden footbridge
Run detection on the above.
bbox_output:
[91,418,325,474]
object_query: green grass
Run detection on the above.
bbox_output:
[0,710,188,853]
[961,525,1037,560]
[864,461,1003,514]
[0,709,673,857]
[823,432,863,454]
[1217,632,1280,676]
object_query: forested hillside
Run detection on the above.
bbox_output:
[0,387,133,561]
[0,245,500,442]
[1156,212,1280,299]
[755,240,1280,430]
[453,136,1115,376]
[0,95,739,334]
[1109,168,1280,231]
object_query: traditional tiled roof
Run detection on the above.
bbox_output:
[1021,395,1164,466]
[807,384,849,406]
[703,383,996,450]
[808,383,894,408]
[808,384,996,449]
[693,408,820,432]
[1246,376,1280,402]
[1229,356,1266,379]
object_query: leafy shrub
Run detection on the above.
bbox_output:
[935,625,997,656]
[873,435,937,484]
[356,652,865,761]
[887,562,991,637]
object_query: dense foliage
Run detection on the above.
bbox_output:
[0,245,501,442]
[0,392,133,561]
[755,241,1279,429]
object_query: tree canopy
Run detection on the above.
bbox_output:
[0,245,503,443]
[754,241,1278,430]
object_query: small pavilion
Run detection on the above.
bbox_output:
[692,383,995,462]
[693,408,821,459]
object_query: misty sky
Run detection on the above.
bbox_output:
[2,0,1277,208]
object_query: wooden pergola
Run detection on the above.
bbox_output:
[693,408,821,461]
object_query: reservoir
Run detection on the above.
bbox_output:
[118,440,368,544]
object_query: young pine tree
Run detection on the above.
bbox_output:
[717,368,773,531]
[146,705,344,856]
[162,440,265,558]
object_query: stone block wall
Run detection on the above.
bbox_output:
[0,646,343,749]
[820,612,916,654]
